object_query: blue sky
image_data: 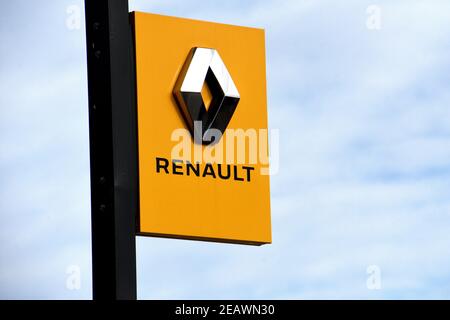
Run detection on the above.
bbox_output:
[1,0,450,299]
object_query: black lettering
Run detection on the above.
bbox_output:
[234,165,244,181]
[156,157,169,174]
[186,162,200,176]
[217,164,231,180]
[242,166,254,182]
[202,163,216,178]
[155,157,254,182]
[172,160,183,175]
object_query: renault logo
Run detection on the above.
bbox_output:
[173,47,240,144]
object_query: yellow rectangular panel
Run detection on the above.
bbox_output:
[133,12,271,245]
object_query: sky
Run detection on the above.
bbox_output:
[1,0,450,299]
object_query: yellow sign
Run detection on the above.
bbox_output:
[132,12,271,245]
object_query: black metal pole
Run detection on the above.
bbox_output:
[84,0,138,300]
